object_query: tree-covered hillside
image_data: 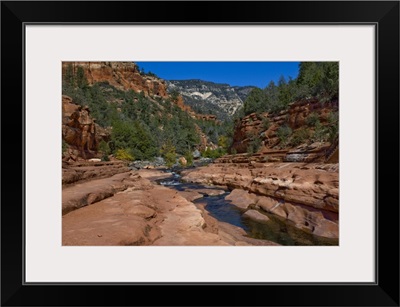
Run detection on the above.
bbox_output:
[230,62,339,155]
[63,65,204,163]
[238,62,339,117]
[62,62,339,163]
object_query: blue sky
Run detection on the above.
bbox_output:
[135,62,300,89]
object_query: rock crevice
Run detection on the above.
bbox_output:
[181,161,339,239]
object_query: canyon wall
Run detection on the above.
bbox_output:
[62,61,168,98]
[181,160,339,239]
[62,95,110,161]
[231,98,339,163]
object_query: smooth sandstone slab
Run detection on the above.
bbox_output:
[225,189,258,210]
[243,209,270,223]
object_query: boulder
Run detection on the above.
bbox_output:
[179,157,187,166]
[193,149,201,159]
[313,219,339,239]
[257,196,287,219]
[88,158,102,162]
[225,189,258,210]
[243,210,270,223]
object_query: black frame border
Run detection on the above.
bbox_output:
[1,1,399,306]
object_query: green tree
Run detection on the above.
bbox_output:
[306,112,320,127]
[297,62,339,100]
[130,120,158,160]
[99,140,110,153]
[326,111,339,142]
[262,117,271,130]
[243,87,266,115]
[276,124,293,146]
[161,141,177,167]
[62,139,68,155]
[170,90,180,101]
[184,150,194,166]
[290,128,310,146]
[320,62,339,99]
[312,121,328,142]
[76,66,88,89]
[64,63,75,87]
[246,131,262,154]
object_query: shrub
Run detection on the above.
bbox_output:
[327,111,339,125]
[290,128,310,146]
[98,140,110,155]
[202,147,226,159]
[62,139,68,155]
[243,88,266,116]
[218,135,229,150]
[312,122,328,142]
[246,131,255,139]
[247,137,262,154]
[76,66,88,89]
[262,117,271,130]
[306,112,320,127]
[165,152,177,168]
[276,125,293,145]
[326,124,338,143]
[247,147,254,155]
[161,142,177,168]
[326,111,339,142]
[184,150,194,166]
[115,148,134,161]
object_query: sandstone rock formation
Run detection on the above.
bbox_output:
[62,62,168,97]
[62,95,110,161]
[231,98,339,163]
[62,62,218,153]
[181,160,339,239]
[62,166,278,246]
[62,160,130,186]
[194,123,218,152]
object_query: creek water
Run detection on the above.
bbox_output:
[157,171,338,246]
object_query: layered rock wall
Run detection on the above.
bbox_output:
[62,95,109,160]
[62,61,168,98]
[231,98,339,163]
[181,161,339,239]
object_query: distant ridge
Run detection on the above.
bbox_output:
[166,79,256,120]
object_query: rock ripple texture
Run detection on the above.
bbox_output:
[62,165,278,246]
[181,161,339,239]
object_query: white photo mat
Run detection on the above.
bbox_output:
[25,25,375,283]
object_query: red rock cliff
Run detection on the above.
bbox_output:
[62,62,221,154]
[62,62,168,98]
[231,98,339,163]
[62,95,110,161]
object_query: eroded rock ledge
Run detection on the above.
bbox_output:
[62,166,278,246]
[181,161,339,239]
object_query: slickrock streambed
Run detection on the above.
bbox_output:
[62,162,278,246]
[158,171,338,246]
[62,160,338,246]
[180,159,339,245]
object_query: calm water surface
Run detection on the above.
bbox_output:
[157,171,338,246]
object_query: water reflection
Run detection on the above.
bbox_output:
[157,172,339,246]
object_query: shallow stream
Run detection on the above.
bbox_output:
[157,171,338,246]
